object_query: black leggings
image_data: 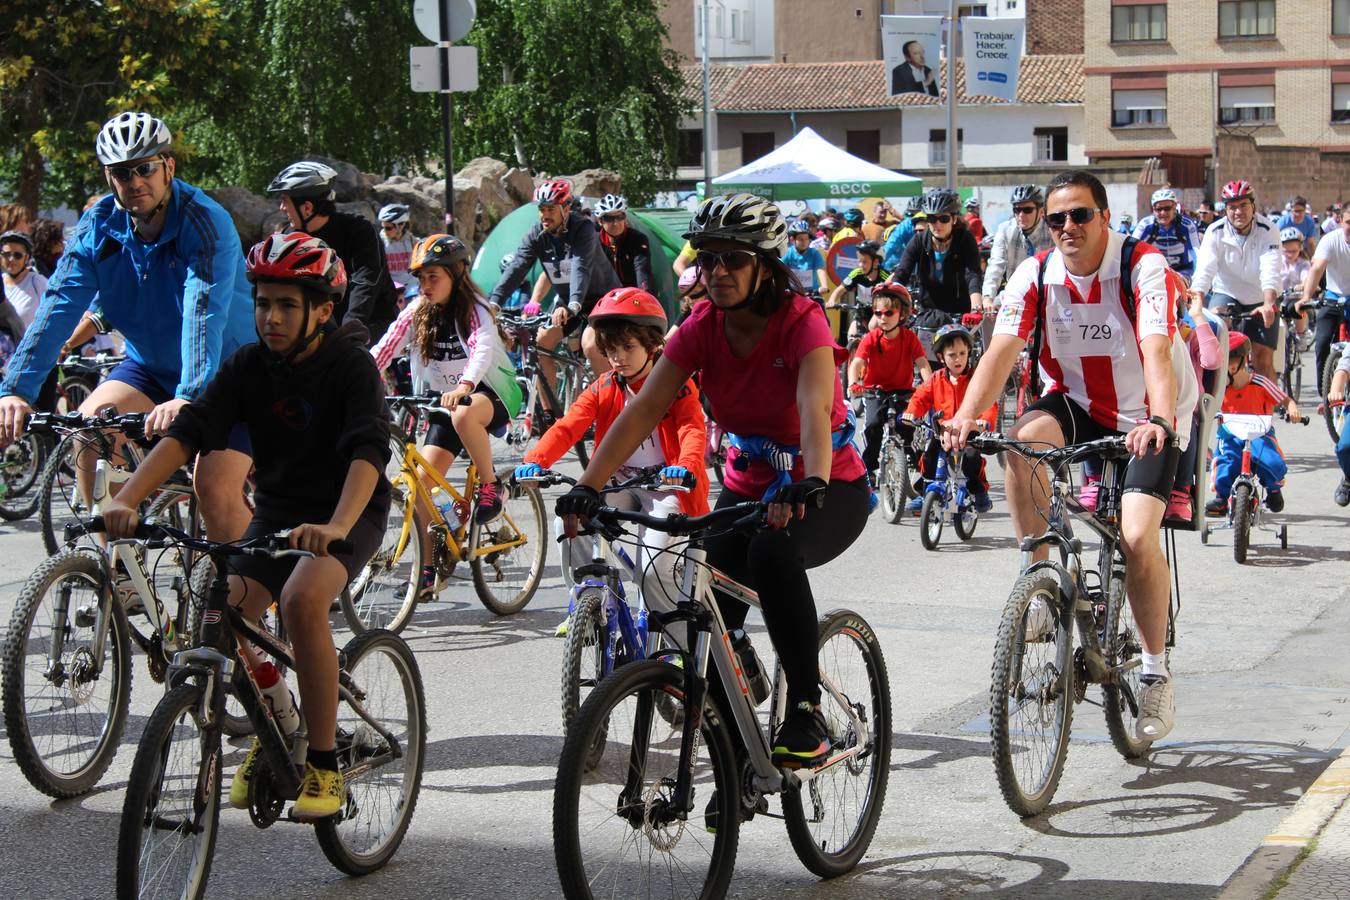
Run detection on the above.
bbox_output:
[704,477,869,708]
[861,390,912,474]
[1314,304,1349,395]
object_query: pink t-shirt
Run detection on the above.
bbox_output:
[665,293,865,497]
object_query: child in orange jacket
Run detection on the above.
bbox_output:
[903,324,998,512]
[514,288,707,627]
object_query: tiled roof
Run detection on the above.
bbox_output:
[680,55,1082,111]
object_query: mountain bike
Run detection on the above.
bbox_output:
[1200,412,1306,563]
[113,520,425,899]
[969,432,1181,817]
[343,395,546,631]
[866,388,914,524]
[500,313,593,466]
[915,415,982,550]
[553,500,892,896]
[1277,291,1307,400]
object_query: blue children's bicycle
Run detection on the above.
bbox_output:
[914,412,982,551]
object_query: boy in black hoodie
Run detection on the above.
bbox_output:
[103,232,390,820]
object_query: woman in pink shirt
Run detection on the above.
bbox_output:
[556,193,869,770]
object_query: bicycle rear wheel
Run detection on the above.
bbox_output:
[553,659,738,900]
[344,465,422,634]
[783,609,893,878]
[470,477,546,615]
[989,569,1074,817]
[316,629,426,876]
[116,683,222,900]
[560,591,607,733]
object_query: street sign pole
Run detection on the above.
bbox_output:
[440,2,455,234]
[945,0,958,188]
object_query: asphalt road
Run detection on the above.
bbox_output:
[1,355,1348,899]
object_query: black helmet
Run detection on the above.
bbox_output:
[932,323,973,355]
[410,234,471,272]
[857,240,882,259]
[1010,184,1043,206]
[905,196,924,217]
[920,189,961,217]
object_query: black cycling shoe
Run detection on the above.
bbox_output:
[1335,480,1350,508]
[771,701,831,768]
[1265,489,1284,513]
[704,788,766,834]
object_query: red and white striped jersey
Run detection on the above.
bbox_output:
[994,230,1199,441]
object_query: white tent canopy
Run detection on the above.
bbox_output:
[706,127,922,201]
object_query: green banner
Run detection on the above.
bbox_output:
[704,180,924,201]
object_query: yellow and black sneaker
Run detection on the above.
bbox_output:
[771,701,831,769]
[228,739,262,809]
[293,763,345,820]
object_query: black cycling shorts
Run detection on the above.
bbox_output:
[1208,293,1279,350]
[1024,392,1179,502]
[424,385,511,457]
[228,511,386,601]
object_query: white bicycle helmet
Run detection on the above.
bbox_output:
[1280,226,1304,243]
[1150,187,1179,206]
[1010,184,1043,206]
[684,192,788,255]
[378,203,410,225]
[266,161,338,200]
[594,194,628,216]
[95,112,172,165]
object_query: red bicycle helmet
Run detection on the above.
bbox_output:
[588,287,667,329]
[873,278,913,307]
[246,232,347,298]
[1221,180,1253,202]
[1228,330,1251,356]
[533,179,574,206]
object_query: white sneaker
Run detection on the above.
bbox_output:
[1136,676,1175,742]
[1023,596,1054,641]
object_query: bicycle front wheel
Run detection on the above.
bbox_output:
[919,491,944,550]
[561,590,607,734]
[38,432,85,555]
[2,551,132,797]
[878,436,908,525]
[989,569,1074,817]
[316,629,427,876]
[116,683,222,900]
[783,609,893,878]
[470,477,547,615]
[344,469,422,634]
[1232,482,1254,564]
[0,431,50,521]
[553,659,739,900]
[1102,567,1152,759]
[1323,352,1345,442]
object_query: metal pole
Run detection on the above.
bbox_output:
[702,0,712,198]
[440,1,455,234]
[945,0,958,188]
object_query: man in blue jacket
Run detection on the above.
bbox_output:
[0,112,256,539]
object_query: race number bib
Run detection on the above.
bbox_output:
[1047,303,1129,359]
[547,257,574,284]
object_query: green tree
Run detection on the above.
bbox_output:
[0,0,236,213]
[458,0,691,204]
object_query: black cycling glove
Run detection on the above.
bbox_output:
[769,476,827,509]
[555,484,602,520]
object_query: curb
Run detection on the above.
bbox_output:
[1218,743,1350,900]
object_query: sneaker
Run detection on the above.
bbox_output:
[1165,488,1193,522]
[293,763,345,820]
[771,701,830,767]
[229,739,262,809]
[906,495,924,514]
[868,490,879,513]
[474,479,504,524]
[972,491,992,513]
[1205,496,1227,517]
[1024,595,1054,642]
[1135,675,1175,742]
[1265,489,1284,513]
[416,566,439,603]
[1078,475,1101,511]
[1335,479,1350,508]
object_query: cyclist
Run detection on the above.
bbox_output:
[1117,213,1134,235]
[811,215,839,252]
[1325,203,1344,235]
[783,220,828,299]
[983,184,1053,347]
[862,201,897,242]
[515,287,708,618]
[556,192,870,770]
[1297,204,1350,396]
[101,232,392,820]
[0,112,255,540]
[963,197,986,243]
[848,280,930,489]
[377,203,418,292]
[1192,179,1282,382]
[371,235,521,540]
[944,170,1200,742]
[1194,200,1218,231]
[0,230,44,334]
[1328,342,1350,506]
[891,188,987,345]
[1205,332,1301,515]
[837,208,863,242]
[1132,188,1201,281]
[827,240,889,343]
[594,194,653,291]
[881,196,923,271]
[489,180,619,380]
[1277,195,1319,257]
[268,162,400,342]
[30,219,65,278]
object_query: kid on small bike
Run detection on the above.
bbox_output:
[514,288,709,628]
[102,233,393,819]
[902,324,996,512]
[1205,332,1302,516]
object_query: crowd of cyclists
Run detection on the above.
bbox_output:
[1,109,1349,895]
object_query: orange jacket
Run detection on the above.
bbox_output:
[905,369,998,426]
[525,370,711,515]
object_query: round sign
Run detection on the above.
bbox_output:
[412,0,476,43]
[825,236,863,286]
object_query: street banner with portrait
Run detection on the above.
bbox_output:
[882,15,943,99]
[962,17,1024,102]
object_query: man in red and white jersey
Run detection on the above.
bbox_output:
[945,170,1199,743]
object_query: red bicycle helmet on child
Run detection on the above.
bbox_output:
[246,232,347,298]
[533,180,574,206]
[1228,330,1252,358]
[1221,180,1254,203]
[872,277,913,308]
[588,287,667,329]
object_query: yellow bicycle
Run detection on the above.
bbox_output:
[343,397,547,632]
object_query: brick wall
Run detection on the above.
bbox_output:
[1217,134,1350,210]
[1026,0,1083,55]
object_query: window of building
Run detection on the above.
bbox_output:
[1112,4,1167,42]
[730,9,750,43]
[1334,84,1350,123]
[928,129,964,167]
[1111,88,1167,127]
[1335,0,1350,35]
[1219,84,1276,124]
[1033,127,1069,163]
[741,131,775,164]
[958,4,989,15]
[1219,0,1275,38]
[677,129,704,168]
[846,130,882,164]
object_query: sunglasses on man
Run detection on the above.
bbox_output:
[1046,207,1103,230]
[1012,205,1038,216]
[105,159,166,183]
[1,251,28,262]
[695,249,757,273]
[1152,203,1176,214]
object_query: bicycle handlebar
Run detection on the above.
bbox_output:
[587,499,765,539]
[26,410,148,438]
[385,393,474,413]
[77,516,353,558]
[515,466,694,494]
[969,432,1131,465]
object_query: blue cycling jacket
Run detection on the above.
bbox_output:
[0,180,255,403]
[1132,214,1201,278]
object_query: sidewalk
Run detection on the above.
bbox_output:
[1272,796,1350,899]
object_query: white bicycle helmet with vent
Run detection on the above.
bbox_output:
[1150,187,1179,206]
[95,113,172,165]
[594,194,628,215]
[378,203,410,224]
[684,192,788,255]
[266,161,338,200]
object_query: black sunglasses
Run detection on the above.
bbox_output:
[1046,207,1103,229]
[106,159,166,183]
[930,214,955,225]
[600,214,626,223]
[1152,204,1176,213]
[1,251,28,261]
[1013,205,1038,215]
[695,249,757,273]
